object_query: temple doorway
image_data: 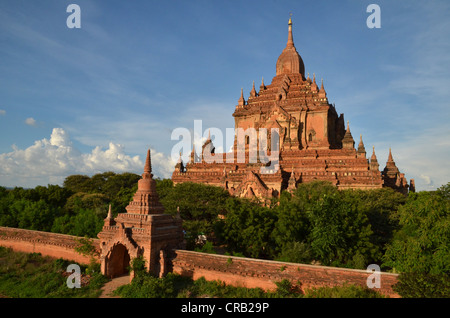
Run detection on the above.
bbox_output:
[107,244,131,278]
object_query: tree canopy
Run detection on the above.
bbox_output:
[1,173,448,293]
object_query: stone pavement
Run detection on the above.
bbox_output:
[99,274,130,298]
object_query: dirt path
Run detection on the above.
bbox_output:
[99,274,131,298]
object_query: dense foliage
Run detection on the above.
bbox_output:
[1,175,448,298]
[0,172,139,238]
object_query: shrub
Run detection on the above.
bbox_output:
[304,284,384,298]
[393,272,450,298]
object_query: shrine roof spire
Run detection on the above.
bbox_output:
[276,13,305,77]
[287,13,294,47]
[143,149,153,179]
[387,147,394,162]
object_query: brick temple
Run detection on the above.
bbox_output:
[172,17,414,199]
[98,149,184,278]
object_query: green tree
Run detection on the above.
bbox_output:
[64,192,109,215]
[155,178,174,200]
[393,272,450,298]
[272,191,311,249]
[340,188,406,255]
[307,193,377,268]
[160,182,230,247]
[221,198,277,259]
[16,199,57,232]
[382,186,450,274]
[69,208,105,238]
[63,175,92,193]
[276,241,313,264]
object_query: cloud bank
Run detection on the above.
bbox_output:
[0,128,175,188]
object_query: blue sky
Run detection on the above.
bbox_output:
[0,0,449,190]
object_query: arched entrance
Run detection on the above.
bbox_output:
[107,243,131,278]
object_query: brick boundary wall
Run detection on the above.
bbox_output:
[0,227,399,297]
[171,249,400,298]
[0,226,100,265]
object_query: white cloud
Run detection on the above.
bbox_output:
[0,110,5,116]
[0,128,175,188]
[25,117,37,126]
[419,175,433,187]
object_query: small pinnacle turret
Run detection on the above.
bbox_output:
[342,121,355,150]
[357,134,366,158]
[370,146,379,171]
[238,88,245,107]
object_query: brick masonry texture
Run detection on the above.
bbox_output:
[0,227,399,297]
[171,250,399,298]
[0,226,99,265]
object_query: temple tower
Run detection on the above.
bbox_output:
[98,150,184,279]
[382,148,409,194]
[172,15,411,197]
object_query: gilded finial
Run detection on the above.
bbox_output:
[289,12,292,25]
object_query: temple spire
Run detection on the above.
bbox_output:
[311,73,318,92]
[357,134,366,158]
[318,78,327,99]
[250,80,257,97]
[383,147,399,175]
[387,147,394,162]
[370,146,380,171]
[276,13,305,77]
[103,203,115,227]
[126,148,164,215]
[238,88,245,106]
[342,121,355,150]
[260,77,266,91]
[143,149,152,177]
[287,13,294,47]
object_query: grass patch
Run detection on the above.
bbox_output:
[304,284,385,298]
[0,246,108,298]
